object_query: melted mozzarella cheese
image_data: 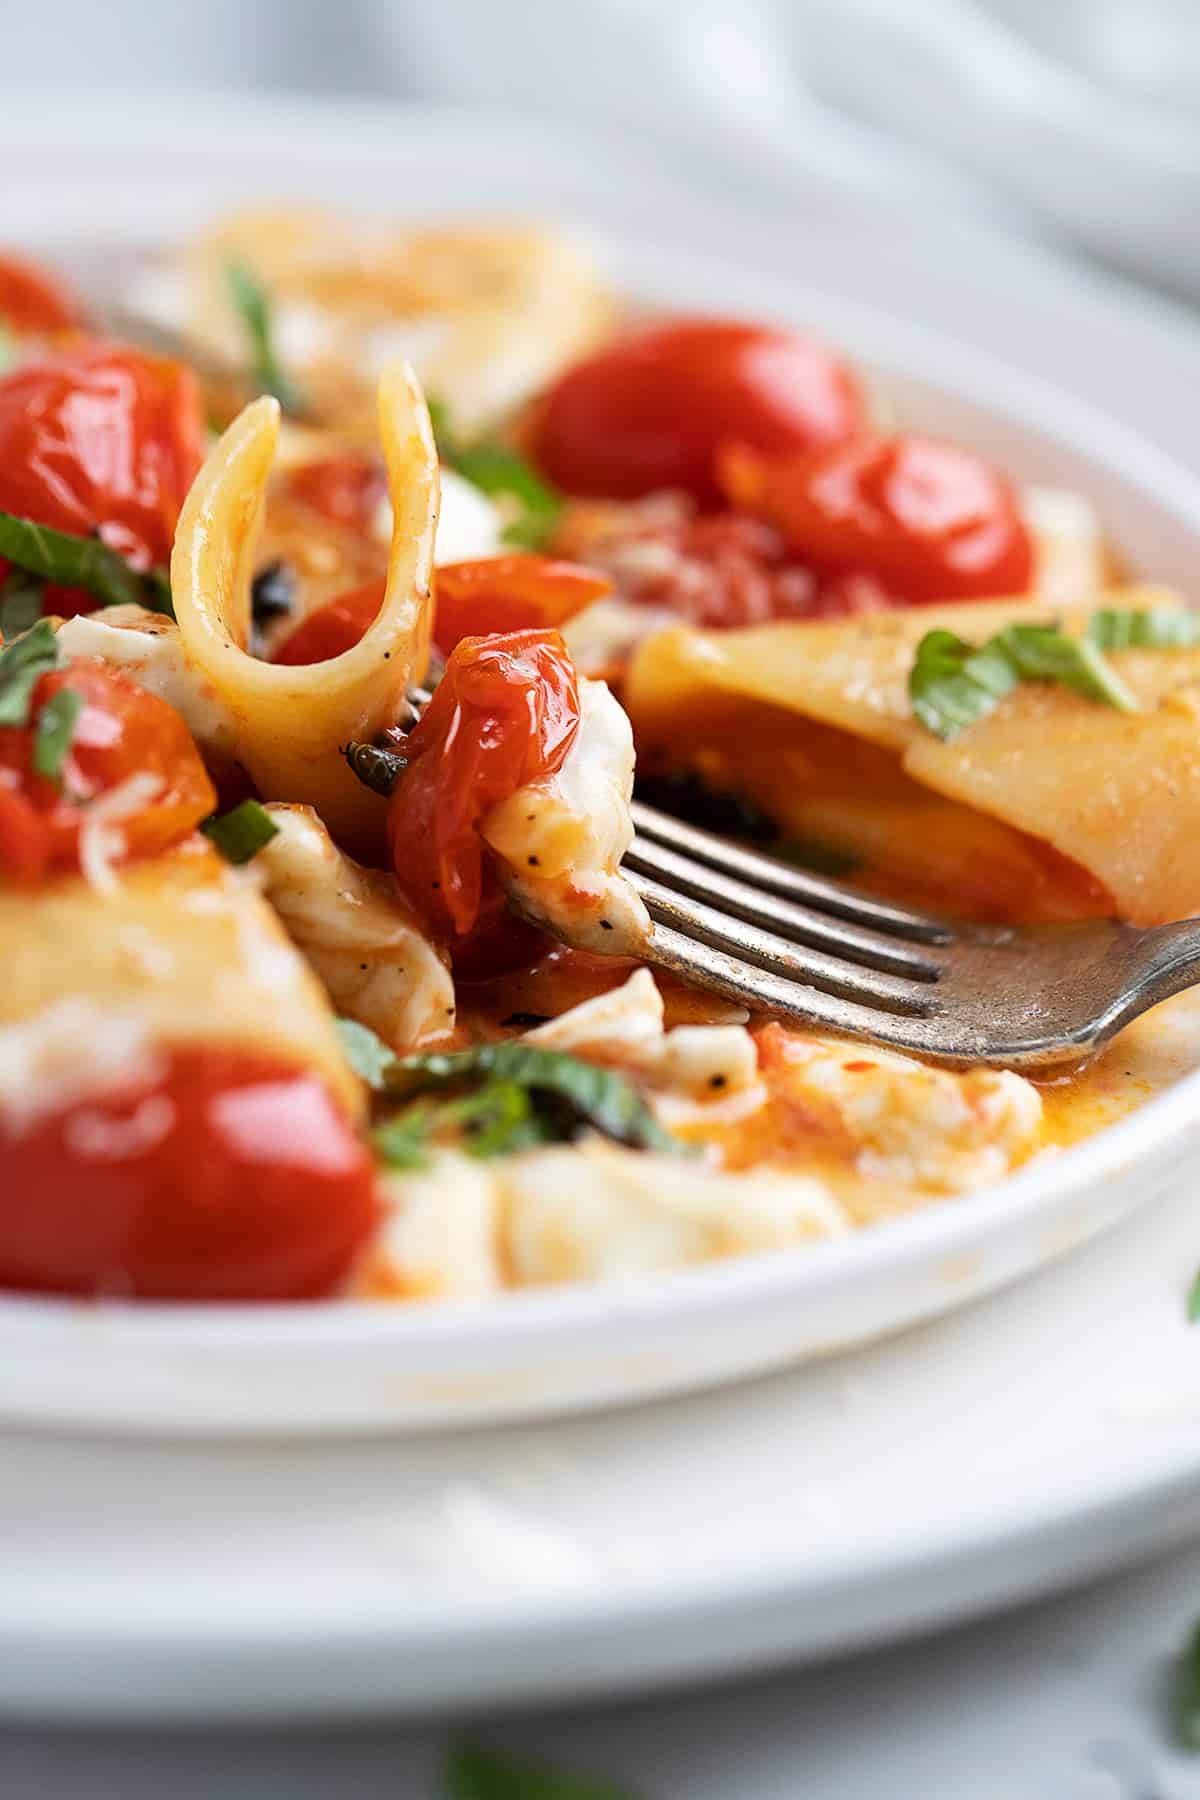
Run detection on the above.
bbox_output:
[258,805,454,1051]
[56,608,239,757]
[527,969,759,1100]
[357,1137,846,1297]
[482,677,650,954]
[372,466,504,565]
[770,1037,1043,1193]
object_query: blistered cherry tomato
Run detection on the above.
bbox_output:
[273,578,384,666]
[387,629,581,937]
[286,453,387,534]
[433,555,610,657]
[0,253,81,335]
[0,657,215,884]
[0,1047,377,1301]
[531,319,865,505]
[0,341,204,616]
[718,434,1034,603]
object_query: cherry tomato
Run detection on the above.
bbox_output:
[433,555,610,657]
[387,629,581,937]
[0,253,81,335]
[531,318,865,505]
[286,453,387,533]
[0,657,215,884]
[718,434,1034,603]
[273,578,384,666]
[0,1046,377,1301]
[0,341,204,616]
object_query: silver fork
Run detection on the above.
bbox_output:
[613,802,1200,1071]
[400,686,1200,1070]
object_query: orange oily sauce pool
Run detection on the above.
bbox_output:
[461,950,1200,1231]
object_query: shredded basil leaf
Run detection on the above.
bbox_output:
[451,444,562,550]
[371,1108,434,1171]
[0,618,63,727]
[0,323,12,375]
[0,571,45,641]
[200,798,279,865]
[909,627,1021,740]
[337,1017,398,1091]
[389,1041,685,1155]
[373,1083,551,1169]
[343,1018,685,1159]
[225,259,304,413]
[1088,606,1200,652]
[445,1743,641,1800]
[31,686,82,785]
[996,622,1137,710]
[428,398,562,551]
[0,511,173,618]
[1186,1265,1200,1325]
[910,617,1139,742]
[1173,1622,1200,1750]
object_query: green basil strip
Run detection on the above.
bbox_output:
[0,322,12,375]
[225,259,304,413]
[371,1108,434,1171]
[390,1041,686,1156]
[997,622,1137,711]
[0,571,46,641]
[31,686,83,785]
[0,510,173,618]
[0,618,63,726]
[1187,1264,1200,1325]
[200,798,279,865]
[445,1741,642,1800]
[337,1016,399,1090]
[1088,606,1200,652]
[910,613,1145,742]
[909,627,1020,741]
[450,444,562,550]
[1173,1622,1200,1750]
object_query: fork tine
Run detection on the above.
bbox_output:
[628,872,937,1015]
[625,834,942,980]
[644,922,949,1047]
[630,801,953,944]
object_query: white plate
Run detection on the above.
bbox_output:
[4,97,1200,1441]
[5,90,1200,1725]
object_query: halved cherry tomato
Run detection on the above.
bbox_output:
[718,434,1034,603]
[287,453,387,533]
[531,319,865,505]
[433,555,610,657]
[273,578,384,666]
[0,1047,377,1301]
[0,657,215,884]
[0,341,204,616]
[387,629,581,937]
[0,253,81,335]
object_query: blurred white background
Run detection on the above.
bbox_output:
[5,4,1200,1794]
[7,0,1200,297]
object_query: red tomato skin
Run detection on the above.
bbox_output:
[0,341,204,615]
[286,453,388,533]
[531,319,866,505]
[0,1048,377,1302]
[0,658,216,884]
[0,254,81,334]
[387,629,581,937]
[718,434,1035,603]
[433,555,610,657]
[273,579,385,666]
